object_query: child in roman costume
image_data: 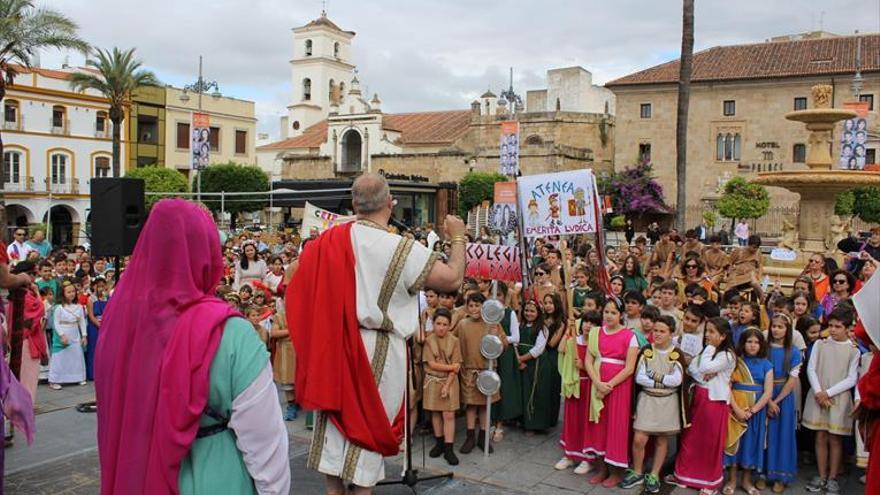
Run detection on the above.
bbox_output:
[490,282,523,442]
[270,303,297,421]
[765,313,803,492]
[519,293,565,433]
[723,328,773,495]
[581,297,639,488]
[803,306,861,494]
[555,311,601,476]
[667,317,737,495]
[423,308,462,466]
[457,292,507,455]
[619,315,687,494]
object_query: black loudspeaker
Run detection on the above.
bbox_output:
[90,178,145,257]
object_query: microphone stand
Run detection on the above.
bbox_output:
[376,296,453,493]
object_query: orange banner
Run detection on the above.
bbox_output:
[494,181,517,204]
[843,101,870,118]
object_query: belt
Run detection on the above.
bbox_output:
[600,357,625,365]
[424,374,448,385]
[644,388,677,397]
[732,383,764,392]
[196,405,229,439]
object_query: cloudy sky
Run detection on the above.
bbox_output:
[45,0,880,139]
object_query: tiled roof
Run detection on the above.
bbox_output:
[257,110,472,151]
[9,64,103,80]
[302,14,354,35]
[606,33,880,87]
[258,120,328,150]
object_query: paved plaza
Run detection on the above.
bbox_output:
[4,382,866,494]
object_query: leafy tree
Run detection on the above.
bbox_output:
[609,215,626,230]
[853,187,880,224]
[69,47,159,177]
[0,0,89,237]
[834,190,855,217]
[458,171,507,217]
[716,177,770,228]
[125,166,188,211]
[702,210,717,231]
[601,163,669,216]
[197,162,269,228]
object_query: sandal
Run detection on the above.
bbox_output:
[492,429,504,443]
[743,487,760,495]
[698,490,718,495]
[722,482,736,495]
[589,472,608,485]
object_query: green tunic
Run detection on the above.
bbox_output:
[518,323,561,431]
[492,308,523,422]
[178,317,270,495]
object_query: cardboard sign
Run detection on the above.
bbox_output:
[301,201,355,234]
[465,243,521,282]
[517,170,598,238]
[770,248,798,262]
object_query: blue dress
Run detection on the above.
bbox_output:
[85,298,109,381]
[766,344,802,483]
[724,356,773,471]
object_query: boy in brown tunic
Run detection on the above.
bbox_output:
[457,292,508,454]
[703,234,730,285]
[423,308,462,465]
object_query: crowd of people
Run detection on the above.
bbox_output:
[6,208,880,495]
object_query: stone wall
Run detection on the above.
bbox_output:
[281,110,615,182]
[610,74,880,207]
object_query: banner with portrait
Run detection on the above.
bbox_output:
[191,112,210,170]
[465,243,521,282]
[517,170,598,238]
[840,101,869,170]
[301,201,356,234]
[499,121,520,176]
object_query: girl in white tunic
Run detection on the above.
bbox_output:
[48,282,87,388]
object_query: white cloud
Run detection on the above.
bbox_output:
[39,0,880,138]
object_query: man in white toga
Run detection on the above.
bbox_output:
[287,173,466,494]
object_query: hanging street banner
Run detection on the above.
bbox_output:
[493,181,518,204]
[499,121,520,176]
[517,169,598,238]
[465,243,521,282]
[839,101,869,170]
[301,201,356,234]
[191,112,211,170]
[488,203,518,237]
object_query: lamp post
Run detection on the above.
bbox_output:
[179,56,221,203]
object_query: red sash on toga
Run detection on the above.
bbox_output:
[287,222,401,456]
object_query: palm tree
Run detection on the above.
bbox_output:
[69,47,159,178]
[675,0,695,232]
[0,0,88,238]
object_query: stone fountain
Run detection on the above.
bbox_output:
[752,84,880,254]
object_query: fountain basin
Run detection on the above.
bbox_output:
[784,109,857,125]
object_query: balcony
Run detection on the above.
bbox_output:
[2,115,23,131]
[95,127,109,139]
[50,118,70,136]
[3,177,34,192]
[45,178,79,195]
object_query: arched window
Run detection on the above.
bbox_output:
[334,42,340,58]
[733,133,742,161]
[305,39,313,56]
[303,78,311,101]
[3,151,21,184]
[329,79,336,103]
[724,133,733,161]
[50,153,68,184]
[51,105,67,133]
[94,156,111,178]
[716,133,724,161]
[340,129,362,173]
[339,82,345,96]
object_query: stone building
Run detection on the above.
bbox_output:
[258,13,614,226]
[606,32,879,221]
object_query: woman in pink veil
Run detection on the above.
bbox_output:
[95,199,290,495]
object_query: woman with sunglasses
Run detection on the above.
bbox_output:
[818,270,855,318]
[802,254,830,302]
[677,256,716,302]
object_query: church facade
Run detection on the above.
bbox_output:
[257,12,615,226]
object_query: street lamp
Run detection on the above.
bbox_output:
[179,56,221,202]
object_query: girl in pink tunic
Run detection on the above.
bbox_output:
[556,312,601,475]
[582,298,640,488]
